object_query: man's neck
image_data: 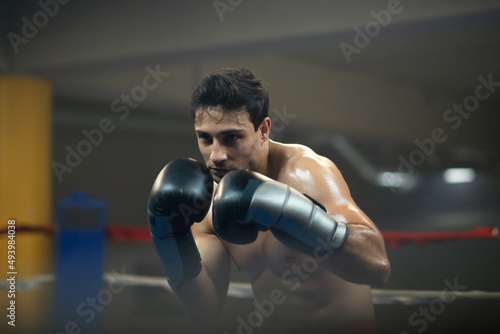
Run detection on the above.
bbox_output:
[256,139,279,179]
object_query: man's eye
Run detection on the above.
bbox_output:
[199,135,212,144]
[225,135,239,144]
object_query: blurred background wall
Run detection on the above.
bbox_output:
[1,1,499,333]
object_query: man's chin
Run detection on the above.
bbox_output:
[210,172,225,183]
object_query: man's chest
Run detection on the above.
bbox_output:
[224,230,314,281]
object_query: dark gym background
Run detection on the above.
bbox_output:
[1,1,499,333]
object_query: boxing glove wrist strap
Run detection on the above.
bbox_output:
[246,180,349,251]
[149,215,201,290]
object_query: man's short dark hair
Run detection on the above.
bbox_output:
[190,68,269,131]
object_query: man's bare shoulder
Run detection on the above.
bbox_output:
[271,141,350,201]
[272,141,338,179]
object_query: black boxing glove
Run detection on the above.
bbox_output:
[212,170,349,253]
[147,158,213,289]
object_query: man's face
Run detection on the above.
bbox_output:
[194,108,269,183]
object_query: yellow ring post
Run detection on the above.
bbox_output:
[0,75,53,333]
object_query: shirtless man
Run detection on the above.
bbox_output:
[147,68,390,333]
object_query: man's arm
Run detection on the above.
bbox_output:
[211,153,390,287]
[173,216,231,324]
[147,158,231,324]
[280,155,390,286]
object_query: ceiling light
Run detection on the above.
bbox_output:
[377,172,406,188]
[443,168,476,184]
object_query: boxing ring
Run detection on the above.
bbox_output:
[5,265,500,305]
[1,205,499,333]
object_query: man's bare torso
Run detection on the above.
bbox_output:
[196,142,376,333]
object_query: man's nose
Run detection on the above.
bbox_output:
[210,142,228,164]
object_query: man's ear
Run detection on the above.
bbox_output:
[258,117,271,140]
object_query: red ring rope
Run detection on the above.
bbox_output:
[1,225,498,248]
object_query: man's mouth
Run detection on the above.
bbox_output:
[210,167,230,178]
